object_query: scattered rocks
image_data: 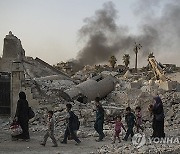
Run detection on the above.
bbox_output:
[1,67,180,154]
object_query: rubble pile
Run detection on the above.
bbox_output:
[1,61,180,153]
[0,32,179,153]
[24,67,179,152]
[97,143,180,154]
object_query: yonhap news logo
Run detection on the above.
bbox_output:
[132,133,146,148]
[132,133,180,148]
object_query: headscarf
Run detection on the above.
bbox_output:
[19,91,26,100]
[153,96,162,109]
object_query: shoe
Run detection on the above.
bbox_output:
[122,138,127,141]
[11,137,18,141]
[95,139,103,142]
[52,144,58,147]
[60,141,67,144]
[40,143,45,146]
[75,142,80,145]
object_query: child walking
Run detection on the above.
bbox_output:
[112,115,126,144]
[40,111,58,147]
[123,107,136,141]
[135,106,144,133]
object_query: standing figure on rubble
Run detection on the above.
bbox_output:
[123,107,136,141]
[60,103,81,145]
[149,96,165,138]
[13,91,30,141]
[94,97,105,142]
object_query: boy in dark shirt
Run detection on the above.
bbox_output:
[60,103,81,145]
[123,107,136,141]
[94,97,105,142]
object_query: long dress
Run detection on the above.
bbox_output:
[14,99,30,139]
[152,97,165,138]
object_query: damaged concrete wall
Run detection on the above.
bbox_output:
[0,32,25,72]
[159,80,179,91]
[3,31,25,60]
[11,61,24,117]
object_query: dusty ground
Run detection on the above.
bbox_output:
[1,72,180,154]
[0,128,113,154]
[1,128,179,154]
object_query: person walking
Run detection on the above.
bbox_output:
[60,103,81,145]
[94,97,105,142]
[13,91,30,141]
[123,107,136,141]
[40,111,58,147]
[149,96,165,138]
[111,115,126,144]
[135,106,144,133]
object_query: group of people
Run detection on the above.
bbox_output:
[12,91,165,147]
[110,95,166,143]
[108,106,142,143]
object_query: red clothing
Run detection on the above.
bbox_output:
[115,121,123,132]
[114,121,125,137]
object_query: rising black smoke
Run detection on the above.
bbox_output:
[71,0,180,68]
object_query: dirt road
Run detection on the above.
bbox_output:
[0,130,112,154]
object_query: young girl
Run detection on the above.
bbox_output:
[135,106,144,133]
[112,115,126,143]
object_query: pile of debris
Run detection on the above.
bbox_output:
[0,32,179,153]
[0,65,180,153]
[14,65,179,153]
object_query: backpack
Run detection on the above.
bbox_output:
[69,111,80,131]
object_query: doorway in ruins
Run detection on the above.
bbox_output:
[0,72,11,115]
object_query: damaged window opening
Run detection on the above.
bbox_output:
[0,72,11,115]
[76,96,88,104]
[91,75,103,82]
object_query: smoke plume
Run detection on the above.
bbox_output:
[73,0,180,68]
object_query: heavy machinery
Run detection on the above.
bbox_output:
[148,57,167,81]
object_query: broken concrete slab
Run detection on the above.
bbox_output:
[62,75,117,103]
[159,80,179,91]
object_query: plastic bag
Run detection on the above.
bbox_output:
[10,120,23,136]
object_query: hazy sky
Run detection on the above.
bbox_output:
[0,0,179,66]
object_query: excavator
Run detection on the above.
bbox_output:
[148,57,167,81]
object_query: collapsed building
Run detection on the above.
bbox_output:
[0,32,180,153]
[0,32,72,116]
[0,32,116,117]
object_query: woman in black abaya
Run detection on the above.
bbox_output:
[13,91,30,141]
[151,96,165,138]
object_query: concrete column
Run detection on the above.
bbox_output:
[11,61,24,117]
[62,75,116,103]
